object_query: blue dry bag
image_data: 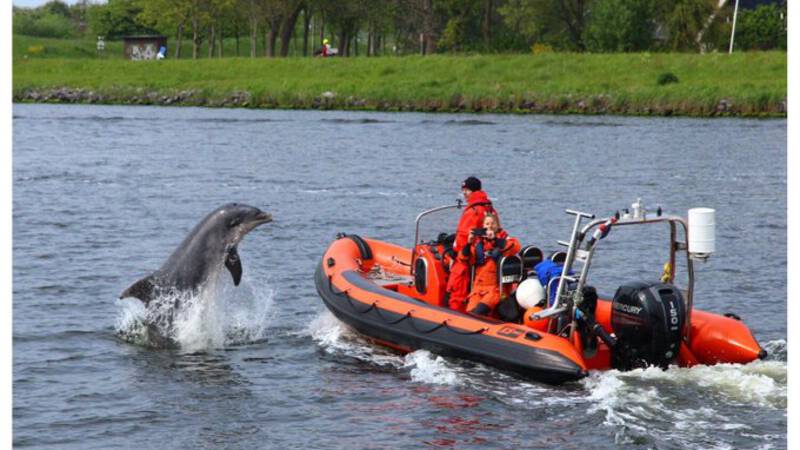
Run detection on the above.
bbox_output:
[534,259,574,306]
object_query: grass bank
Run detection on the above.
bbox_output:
[12,48,786,117]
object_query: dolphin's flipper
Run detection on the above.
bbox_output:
[120,275,156,304]
[225,247,243,286]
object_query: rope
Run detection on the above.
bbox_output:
[406,318,446,334]
[328,275,486,336]
[374,307,412,325]
[391,256,412,267]
[343,295,376,314]
[443,320,488,335]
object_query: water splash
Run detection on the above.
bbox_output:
[308,312,468,387]
[763,338,787,361]
[115,272,275,351]
[580,341,787,448]
[402,350,461,386]
[307,311,403,367]
[114,297,149,346]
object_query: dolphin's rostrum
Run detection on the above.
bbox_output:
[120,203,272,304]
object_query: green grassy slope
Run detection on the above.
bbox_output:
[12,37,786,117]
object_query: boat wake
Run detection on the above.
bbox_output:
[115,273,275,352]
[308,311,463,385]
[309,311,786,447]
[580,339,786,448]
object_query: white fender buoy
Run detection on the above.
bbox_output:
[516,278,546,309]
[688,208,716,256]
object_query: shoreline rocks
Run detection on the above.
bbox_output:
[12,87,787,118]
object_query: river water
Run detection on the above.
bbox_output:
[13,104,786,449]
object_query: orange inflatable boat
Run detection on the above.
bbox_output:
[315,202,765,384]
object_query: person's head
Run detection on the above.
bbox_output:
[483,213,499,233]
[323,38,329,45]
[461,176,481,199]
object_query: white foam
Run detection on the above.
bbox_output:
[402,350,460,386]
[307,312,462,385]
[218,272,275,346]
[114,299,148,345]
[583,370,660,430]
[171,285,226,352]
[115,269,275,351]
[307,310,349,348]
[581,356,787,449]
[618,361,787,408]
[307,311,403,367]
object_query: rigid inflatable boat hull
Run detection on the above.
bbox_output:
[316,262,586,384]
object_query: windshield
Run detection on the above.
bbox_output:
[414,204,462,247]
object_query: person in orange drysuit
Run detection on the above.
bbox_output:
[461,213,521,316]
[446,176,497,312]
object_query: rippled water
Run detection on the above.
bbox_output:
[13,104,786,449]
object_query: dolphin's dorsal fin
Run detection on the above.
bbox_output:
[120,275,156,304]
[225,247,243,286]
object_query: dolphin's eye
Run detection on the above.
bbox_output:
[228,217,242,228]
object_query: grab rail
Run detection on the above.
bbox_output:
[411,203,462,275]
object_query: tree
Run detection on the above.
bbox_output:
[259,0,284,57]
[498,0,594,51]
[662,0,714,51]
[245,0,260,57]
[498,0,546,45]
[186,0,210,58]
[317,0,368,56]
[734,3,787,51]
[584,0,656,52]
[136,0,192,58]
[278,0,304,57]
[41,0,71,18]
[88,0,156,39]
[69,0,93,35]
[437,0,481,52]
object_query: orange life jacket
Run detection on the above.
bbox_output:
[453,190,497,253]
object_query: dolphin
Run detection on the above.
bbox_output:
[120,203,272,305]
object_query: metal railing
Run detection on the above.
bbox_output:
[411,203,462,275]
[532,206,696,342]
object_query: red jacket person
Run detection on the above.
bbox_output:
[446,176,497,311]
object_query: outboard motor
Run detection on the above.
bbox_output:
[610,281,686,370]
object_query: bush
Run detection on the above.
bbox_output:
[439,17,469,52]
[734,4,787,51]
[13,12,75,38]
[657,72,679,85]
[531,43,553,55]
[27,45,46,55]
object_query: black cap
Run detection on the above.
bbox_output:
[461,176,481,192]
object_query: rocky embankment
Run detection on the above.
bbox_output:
[13,87,787,117]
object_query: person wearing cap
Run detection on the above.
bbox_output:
[445,176,498,312]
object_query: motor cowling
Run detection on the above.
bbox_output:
[610,281,687,370]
